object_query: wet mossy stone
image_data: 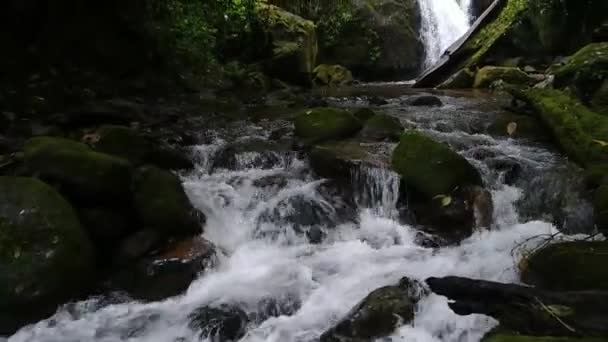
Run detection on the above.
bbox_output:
[391,131,482,199]
[133,166,203,238]
[24,136,133,203]
[189,304,248,342]
[352,108,376,122]
[359,114,403,142]
[407,95,443,107]
[474,66,532,88]
[95,125,193,170]
[520,241,608,291]
[482,333,607,342]
[438,68,475,89]
[320,277,423,341]
[553,43,608,104]
[0,177,94,334]
[313,64,354,86]
[294,108,363,144]
[486,112,551,142]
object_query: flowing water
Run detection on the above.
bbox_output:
[8,85,597,342]
[417,0,473,67]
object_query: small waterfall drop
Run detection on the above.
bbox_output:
[418,0,473,68]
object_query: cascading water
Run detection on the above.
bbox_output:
[7,89,596,342]
[417,0,473,67]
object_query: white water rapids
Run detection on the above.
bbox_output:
[9,89,589,342]
[418,0,473,67]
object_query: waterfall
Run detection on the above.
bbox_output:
[418,0,473,68]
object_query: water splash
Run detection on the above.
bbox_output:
[418,0,472,67]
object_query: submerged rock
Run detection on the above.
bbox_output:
[294,108,362,145]
[211,138,292,171]
[320,277,424,342]
[24,136,133,203]
[406,95,443,107]
[313,64,354,86]
[474,66,532,88]
[392,131,482,199]
[133,166,204,238]
[188,304,248,342]
[520,241,608,291]
[0,177,94,334]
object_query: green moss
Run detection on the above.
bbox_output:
[352,108,376,122]
[553,43,608,104]
[391,131,482,198]
[520,241,608,291]
[294,107,363,144]
[133,166,202,237]
[474,66,531,88]
[313,64,353,86]
[95,125,152,166]
[359,113,403,141]
[24,136,133,202]
[0,177,93,309]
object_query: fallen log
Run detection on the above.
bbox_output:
[426,276,608,338]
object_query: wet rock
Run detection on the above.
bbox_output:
[24,136,133,203]
[133,166,204,238]
[306,226,325,244]
[352,108,376,122]
[437,68,475,89]
[211,138,292,171]
[594,184,608,233]
[94,125,193,170]
[78,207,131,249]
[474,67,533,89]
[109,236,216,301]
[406,95,443,107]
[391,131,482,199]
[253,295,302,322]
[0,177,94,334]
[486,113,551,142]
[358,113,403,142]
[114,229,164,264]
[294,108,362,145]
[320,277,424,342]
[313,64,354,86]
[188,304,248,342]
[368,96,389,106]
[482,333,606,342]
[520,241,608,291]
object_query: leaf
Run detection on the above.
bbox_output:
[13,247,21,259]
[507,121,518,136]
[592,139,608,147]
[433,194,452,207]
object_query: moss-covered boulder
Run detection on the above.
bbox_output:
[359,113,403,142]
[24,136,133,203]
[95,125,193,170]
[483,333,606,342]
[255,3,317,86]
[320,277,423,341]
[294,108,363,144]
[313,64,354,86]
[391,131,483,198]
[553,43,608,106]
[520,241,608,291]
[352,108,376,122]
[0,177,94,334]
[486,112,551,142]
[438,68,475,89]
[133,166,203,238]
[474,66,532,88]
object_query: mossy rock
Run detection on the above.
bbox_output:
[255,3,318,86]
[133,166,203,238]
[486,112,551,142]
[520,241,608,291]
[294,107,363,144]
[474,66,532,88]
[313,64,354,86]
[359,113,403,142]
[553,43,608,104]
[483,333,606,342]
[391,131,482,198]
[593,183,608,233]
[0,177,94,334]
[352,108,376,122]
[24,136,133,203]
[320,277,422,341]
[591,79,608,114]
[438,68,475,89]
[95,125,193,170]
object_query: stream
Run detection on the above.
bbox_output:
[7,84,596,342]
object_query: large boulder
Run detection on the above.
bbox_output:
[553,43,608,108]
[294,108,363,144]
[313,64,354,86]
[255,3,317,86]
[0,177,94,334]
[133,166,203,238]
[520,241,608,291]
[474,66,532,88]
[391,131,482,199]
[320,277,423,341]
[358,113,403,142]
[23,136,133,203]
